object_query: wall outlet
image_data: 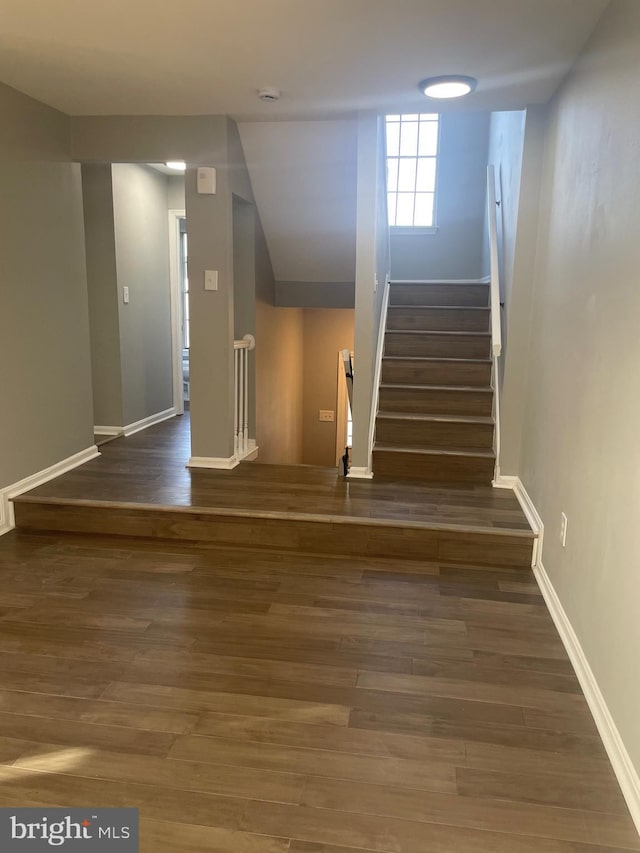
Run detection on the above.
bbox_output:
[560,512,568,547]
[123,286,130,304]
[319,410,335,422]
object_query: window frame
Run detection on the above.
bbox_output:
[385,113,441,235]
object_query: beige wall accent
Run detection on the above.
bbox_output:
[255,304,304,465]
[274,282,355,309]
[390,112,491,281]
[502,0,640,783]
[302,310,355,468]
[0,82,94,489]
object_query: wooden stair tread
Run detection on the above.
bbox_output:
[383,356,492,364]
[389,305,490,311]
[374,444,495,459]
[380,382,492,393]
[376,412,494,425]
[386,330,491,337]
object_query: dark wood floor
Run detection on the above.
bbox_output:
[14,414,535,570]
[0,530,636,851]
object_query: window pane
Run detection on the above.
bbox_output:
[401,114,419,121]
[386,114,400,122]
[399,121,418,157]
[387,158,399,191]
[396,193,415,226]
[398,158,416,192]
[418,121,438,156]
[414,193,434,226]
[387,192,398,226]
[386,122,400,157]
[416,158,436,191]
[420,113,438,121]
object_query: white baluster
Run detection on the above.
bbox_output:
[243,347,249,452]
[234,347,239,456]
[238,348,245,455]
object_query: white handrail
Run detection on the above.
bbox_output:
[487,165,502,482]
[487,165,502,358]
[233,334,255,457]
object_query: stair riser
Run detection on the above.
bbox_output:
[387,308,490,332]
[384,333,491,359]
[390,284,489,307]
[373,450,494,485]
[376,419,494,450]
[379,387,493,416]
[382,360,491,387]
[13,501,528,568]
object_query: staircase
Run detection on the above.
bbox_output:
[373,281,496,484]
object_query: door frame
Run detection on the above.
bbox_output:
[168,208,186,415]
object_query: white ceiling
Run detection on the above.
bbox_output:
[239,121,357,282]
[0,0,609,118]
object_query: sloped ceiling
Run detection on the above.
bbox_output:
[239,120,357,283]
[0,0,609,117]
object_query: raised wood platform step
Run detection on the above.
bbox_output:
[382,356,491,387]
[13,497,532,569]
[379,384,493,416]
[384,330,492,359]
[373,445,496,486]
[376,412,494,450]
[390,281,490,307]
[387,306,490,333]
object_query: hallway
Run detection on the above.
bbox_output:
[0,528,636,851]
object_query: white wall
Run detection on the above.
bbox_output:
[488,108,546,474]
[351,113,390,472]
[390,112,490,281]
[507,0,640,802]
[238,120,358,304]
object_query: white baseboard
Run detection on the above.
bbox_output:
[502,476,640,835]
[346,466,374,480]
[187,439,258,471]
[93,425,123,436]
[535,559,640,834]
[493,474,543,567]
[0,444,101,535]
[187,455,239,470]
[123,407,176,437]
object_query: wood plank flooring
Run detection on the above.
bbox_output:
[13,413,535,568]
[0,530,636,852]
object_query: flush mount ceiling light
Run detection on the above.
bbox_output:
[418,75,477,99]
[166,161,186,171]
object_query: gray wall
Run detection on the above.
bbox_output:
[506,0,640,783]
[488,108,545,475]
[0,82,94,490]
[112,164,174,426]
[72,115,262,461]
[390,112,491,281]
[351,113,390,472]
[167,175,185,210]
[82,163,123,427]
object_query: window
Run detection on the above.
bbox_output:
[385,113,439,228]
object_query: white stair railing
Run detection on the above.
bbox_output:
[487,165,502,481]
[233,334,256,458]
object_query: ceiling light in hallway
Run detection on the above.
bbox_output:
[166,161,186,171]
[419,75,477,99]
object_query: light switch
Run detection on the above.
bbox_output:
[197,167,217,194]
[123,286,130,304]
[204,270,218,291]
[319,410,335,422]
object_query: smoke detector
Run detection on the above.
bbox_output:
[258,87,280,102]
